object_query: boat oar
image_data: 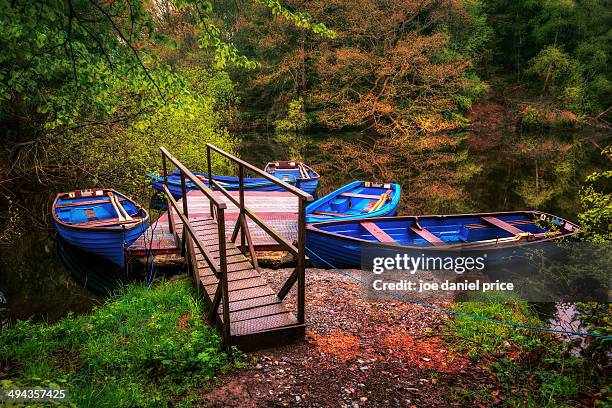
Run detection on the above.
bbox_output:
[107,192,125,222]
[369,190,392,213]
[298,163,309,179]
[113,194,133,221]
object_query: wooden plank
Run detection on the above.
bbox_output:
[205,284,275,302]
[409,226,445,245]
[69,217,143,227]
[198,260,254,274]
[482,216,524,235]
[465,219,534,229]
[221,295,281,313]
[205,277,268,293]
[226,285,276,301]
[230,312,298,336]
[228,304,290,323]
[233,324,304,352]
[193,224,218,232]
[196,247,242,258]
[200,269,260,286]
[361,222,396,243]
[339,192,382,200]
[55,197,128,208]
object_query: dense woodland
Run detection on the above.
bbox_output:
[0,0,610,229]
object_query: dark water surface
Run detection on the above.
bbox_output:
[0,129,608,326]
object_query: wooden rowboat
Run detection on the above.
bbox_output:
[52,188,149,267]
[306,210,580,269]
[264,161,320,196]
[305,181,401,223]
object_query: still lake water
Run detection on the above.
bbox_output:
[0,129,608,327]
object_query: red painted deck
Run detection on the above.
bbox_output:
[127,190,299,256]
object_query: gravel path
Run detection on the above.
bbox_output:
[198,268,494,407]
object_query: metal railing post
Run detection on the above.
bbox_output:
[217,207,231,351]
[239,165,246,253]
[297,198,306,323]
[180,171,189,256]
[207,145,214,218]
[162,153,174,235]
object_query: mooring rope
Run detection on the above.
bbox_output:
[144,189,160,288]
[305,248,612,340]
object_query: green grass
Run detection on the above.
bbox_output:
[445,293,610,407]
[0,278,235,407]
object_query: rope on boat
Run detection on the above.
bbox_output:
[305,248,612,340]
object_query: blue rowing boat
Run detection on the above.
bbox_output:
[149,170,297,198]
[306,211,580,268]
[264,161,320,196]
[305,181,401,223]
[52,188,149,267]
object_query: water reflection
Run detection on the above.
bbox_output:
[0,232,99,325]
[56,237,126,297]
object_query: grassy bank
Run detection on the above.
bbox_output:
[0,279,234,407]
[445,297,610,407]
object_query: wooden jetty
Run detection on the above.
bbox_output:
[148,145,312,351]
[127,191,299,257]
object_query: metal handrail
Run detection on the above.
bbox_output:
[159,146,231,346]
[160,147,227,210]
[205,143,309,324]
[206,143,314,202]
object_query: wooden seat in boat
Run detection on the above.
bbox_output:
[360,222,396,243]
[340,192,384,200]
[55,197,128,208]
[409,226,445,245]
[482,216,524,235]
[313,210,354,217]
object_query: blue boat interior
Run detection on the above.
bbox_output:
[55,193,141,224]
[268,170,298,184]
[315,213,555,246]
[268,167,317,180]
[308,183,398,216]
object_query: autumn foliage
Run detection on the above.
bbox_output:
[233,0,490,136]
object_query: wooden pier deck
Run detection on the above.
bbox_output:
[127,190,299,257]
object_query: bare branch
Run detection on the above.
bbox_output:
[71,0,114,71]
[89,0,166,101]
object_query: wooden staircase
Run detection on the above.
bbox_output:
[189,218,304,351]
[158,145,312,352]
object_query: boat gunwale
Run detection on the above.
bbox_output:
[306,210,581,250]
[264,161,321,182]
[52,188,149,232]
[306,180,401,222]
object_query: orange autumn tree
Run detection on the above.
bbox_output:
[227,0,491,212]
[230,0,490,135]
